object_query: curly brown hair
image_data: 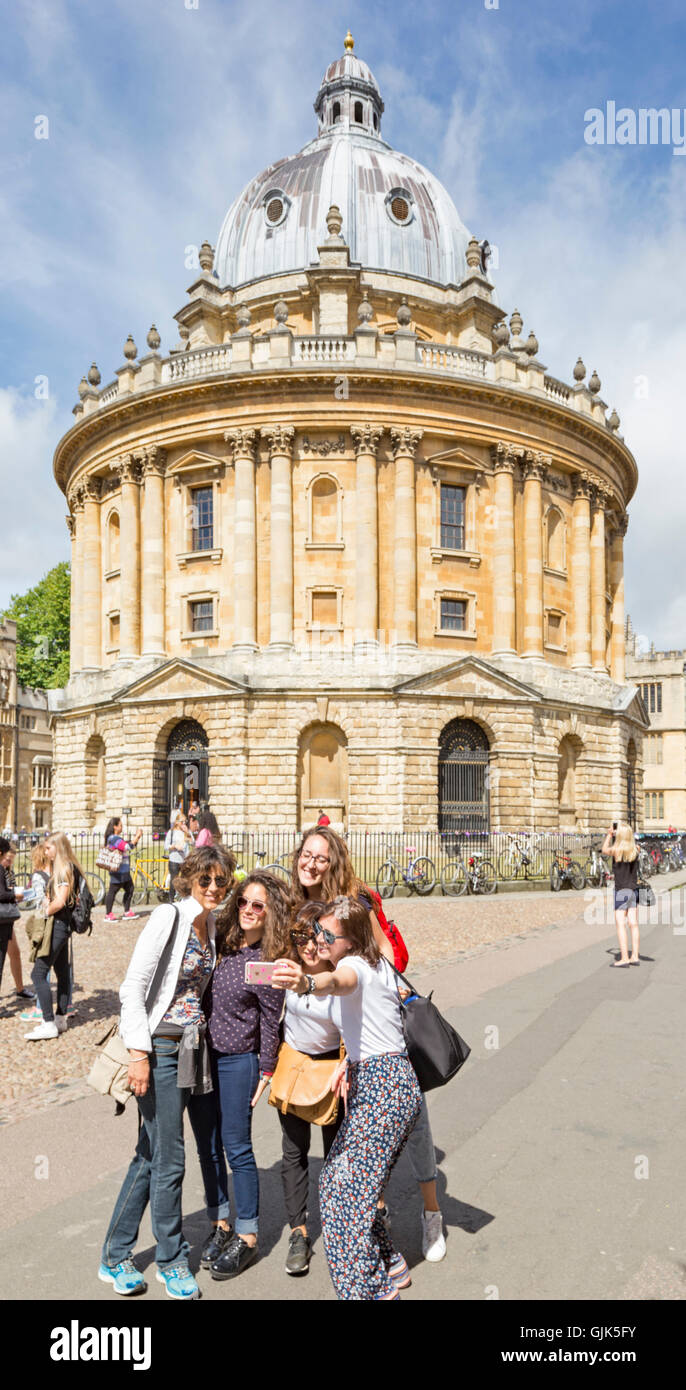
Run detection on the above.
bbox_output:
[215,870,295,960]
[290,825,365,906]
[173,844,237,898]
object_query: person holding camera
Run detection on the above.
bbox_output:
[103,818,143,922]
[602,821,640,966]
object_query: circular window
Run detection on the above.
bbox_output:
[262,188,290,228]
[385,187,414,227]
[266,197,283,224]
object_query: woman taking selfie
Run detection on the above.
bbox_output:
[99,843,236,1300]
[197,871,292,1281]
[273,895,422,1301]
[602,821,641,966]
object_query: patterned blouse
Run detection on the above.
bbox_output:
[159,928,214,1029]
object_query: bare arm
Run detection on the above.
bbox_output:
[44,883,70,917]
[272,958,359,998]
[601,830,614,856]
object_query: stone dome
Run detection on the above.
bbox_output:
[214,35,473,290]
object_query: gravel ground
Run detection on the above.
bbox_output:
[0,888,594,1120]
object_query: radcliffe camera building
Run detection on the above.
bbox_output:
[49,34,647,836]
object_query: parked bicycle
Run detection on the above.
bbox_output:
[227,845,292,883]
[581,843,612,888]
[376,843,436,899]
[441,849,497,896]
[131,853,170,906]
[497,831,544,881]
[550,850,585,891]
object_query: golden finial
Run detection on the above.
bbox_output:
[344,30,354,51]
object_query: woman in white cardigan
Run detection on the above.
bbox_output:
[98,844,236,1301]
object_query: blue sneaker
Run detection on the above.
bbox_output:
[156,1262,200,1300]
[98,1258,147,1295]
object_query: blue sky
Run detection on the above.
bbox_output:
[1,0,685,650]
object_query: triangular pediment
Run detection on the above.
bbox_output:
[425,445,488,472]
[168,449,226,481]
[395,656,541,702]
[621,686,651,728]
[118,659,248,704]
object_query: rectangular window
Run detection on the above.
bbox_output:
[646,734,663,765]
[311,591,339,626]
[190,600,213,632]
[642,682,663,714]
[109,613,120,648]
[35,807,44,828]
[547,612,563,645]
[659,792,664,819]
[440,484,465,550]
[440,598,467,631]
[191,486,214,551]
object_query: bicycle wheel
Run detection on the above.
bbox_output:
[86,871,105,906]
[440,858,468,896]
[263,861,291,882]
[409,856,436,895]
[474,859,497,894]
[376,861,397,899]
[526,848,545,877]
[550,862,562,892]
[496,850,519,880]
[658,852,670,875]
[581,858,597,888]
[569,861,586,891]
[132,869,149,906]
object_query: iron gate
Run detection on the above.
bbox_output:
[438,719,490,833]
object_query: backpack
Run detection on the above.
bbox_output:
[367,888,409,973]
[70,873,95,936]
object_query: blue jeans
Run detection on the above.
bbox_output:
[102,1037,229,1269]
[210,1050,260,1236]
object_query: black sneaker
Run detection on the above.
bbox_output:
[285,1230,311,1276]
[210,1234,258,1281]
[200,1224,234,1269]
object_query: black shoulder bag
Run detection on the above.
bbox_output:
[385,958,471,1092]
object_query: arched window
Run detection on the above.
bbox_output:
[332,101,341,123]
[107,510,120,573]
[438,719,490,834]
[354,100,363,123]
[308,474,342,546]
[299,723,348,828]
[546,507,565,571]
[166,719,209,815]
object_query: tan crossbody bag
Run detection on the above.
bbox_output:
[268,1040,345,1126]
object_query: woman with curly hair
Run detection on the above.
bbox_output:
[196,870,294,1281]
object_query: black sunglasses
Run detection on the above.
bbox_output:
[313,920,347,946]
[290,927,314,945]
[197,874,229,889]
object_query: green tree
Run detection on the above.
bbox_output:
[4,562,71,688]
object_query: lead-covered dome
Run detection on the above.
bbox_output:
[214,34,473,290]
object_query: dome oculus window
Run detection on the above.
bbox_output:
[385,187,414,226]
[262,189,290,228]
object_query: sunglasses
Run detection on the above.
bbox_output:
[238,897,266,913]
[313,920,348,946]
[197,875,229,889]
[290,928,315,945]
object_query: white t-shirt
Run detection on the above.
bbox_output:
[331,955,405,1063]
[284,989,341,1056]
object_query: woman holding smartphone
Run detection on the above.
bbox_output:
[198,871,292,1280]
[273,895,422,1300]
[602,822,641,966]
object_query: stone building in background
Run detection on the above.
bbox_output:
[625,619,685,831]
[49,33,646,836]
[0,619,53,831]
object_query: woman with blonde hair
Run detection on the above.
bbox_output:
[26,832,87,1039]
[168,811,193,898]
[602,821,640,966]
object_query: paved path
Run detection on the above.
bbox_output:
[1,881,684,1301]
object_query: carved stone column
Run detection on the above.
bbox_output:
[390,427,423,650]
[66,493,83,675]
[226,428,258,652]
[571,473,592,670]
[590,486,608,672]
[81,477,102,670]
[521,451,548,659]
[350,424,383,649]
[115,454,142,660]
[261,425,295,650]
[491,443,517,655]
[609,513,628,684]
[140,447,167,657]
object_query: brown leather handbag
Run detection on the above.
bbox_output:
[268,1041,343,1126]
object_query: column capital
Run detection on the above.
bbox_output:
[520,450,550,482]
[140,445,167,478]
[390,426,423,459]
[65,514,75,537]
[611,511,629,538]
[68,483,85,513]
[81,475,102,503]
[350,423,384,457]
[260,424,294,458]
[114,452,142,485]
[572,470,594,500]
[225,427,258,462]
[590,482,611,510]
[491,441,518,473]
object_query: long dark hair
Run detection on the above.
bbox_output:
[197,809,220,842]
[290,825,364,907]
[104,817,122,844]
[215,871,295,961]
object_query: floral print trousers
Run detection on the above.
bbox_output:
[319,1052,422,1300]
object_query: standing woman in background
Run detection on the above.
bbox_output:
[0,837,24,997]
[103,818,143,922]
[26,832,85,1040]
[168,812,193,898]
[602,822,641,966]
[194,810,221,848]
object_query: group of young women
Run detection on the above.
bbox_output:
[100,823,446,1302]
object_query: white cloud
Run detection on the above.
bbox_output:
[0,389,69,606]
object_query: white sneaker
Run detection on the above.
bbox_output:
[24,1021,59,1040]
[55,1015,68,1033]
[421,1209,446,1262]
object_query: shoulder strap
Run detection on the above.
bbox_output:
[145,906,181,1004]
[383,955,419,998]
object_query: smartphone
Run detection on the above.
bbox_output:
[245,961,277,985]
[612,822,618,831]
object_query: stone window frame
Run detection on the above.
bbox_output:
[106,609,121,655]
[305,585,344,631]
[104,505,121,580]
[434,587,477,639]
[429,466,482,567]
[544,607,567,652]
[543,502,567,577]
[645,732,664,766]
[180,588,219,641]
[644,790,665,821]
[172,455,224,567]
[305,471,345,549]
[31,757,52,797]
